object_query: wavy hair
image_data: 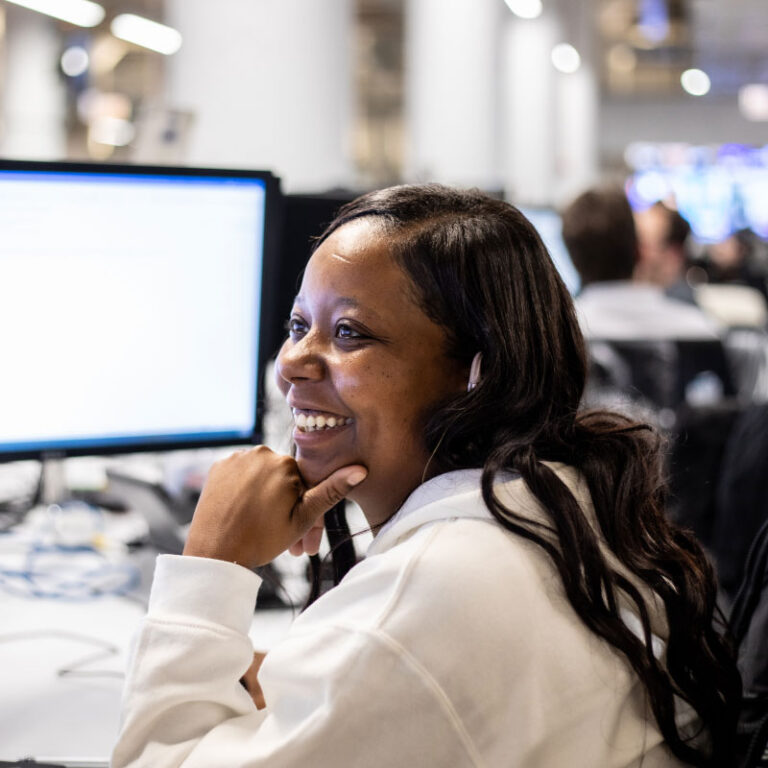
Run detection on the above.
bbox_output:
[312,184,740,766]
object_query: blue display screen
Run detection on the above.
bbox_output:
[626,143,768,242]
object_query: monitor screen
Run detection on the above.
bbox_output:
[518,206,581,295]
[0,161,279,461]
[624,143,768,242]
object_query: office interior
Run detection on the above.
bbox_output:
[0,0,767,764]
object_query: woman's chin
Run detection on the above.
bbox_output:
[296,455,340,487]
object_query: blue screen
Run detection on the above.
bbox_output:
[626,144,768,242]
[518,206,581,295]
[0,167,268,457]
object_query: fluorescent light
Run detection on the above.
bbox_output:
[5,0,104,27]
[111,14,182,55]
[504,0,542,20]
[551,43,581,74]
[681,68,710,96]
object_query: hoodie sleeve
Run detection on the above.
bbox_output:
[111,554,481,768]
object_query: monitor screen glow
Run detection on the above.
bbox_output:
[518,206,581,295]
[0,164,273,459]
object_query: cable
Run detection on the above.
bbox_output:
[0,544,141,601]
[0,629,123,680]
[0,501,142,601]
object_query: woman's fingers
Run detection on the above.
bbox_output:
[288,540,304,557]
[241,651,267,710]
[292,465,367,529]
[286,465,367,556]
[184,447,367,568]
[287,519,327,557]
[301,521,325,556]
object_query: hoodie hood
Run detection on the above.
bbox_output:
[367,468,518,556]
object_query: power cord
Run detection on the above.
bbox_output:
[0,629,123,680]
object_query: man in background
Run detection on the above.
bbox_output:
[634,201,697,305]
[561,187,720,341]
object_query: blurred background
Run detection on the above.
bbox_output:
[4,0,768,284]
[0,0,764,199]
[1,2,768,761]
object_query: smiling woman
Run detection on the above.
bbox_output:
[112,185,741,768]
[277,217,468,528]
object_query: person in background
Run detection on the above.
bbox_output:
[113,185,740,768]
[634,201,698,305]
[562,187,721,342]
[705,229,768,304]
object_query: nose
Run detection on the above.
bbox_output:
[275,332,326,388]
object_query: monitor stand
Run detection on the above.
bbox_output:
[40,457,70,505]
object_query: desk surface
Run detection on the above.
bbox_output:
[0,536,294,763]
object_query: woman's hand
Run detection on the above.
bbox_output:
[183,446,367,569]
[241,651,267,709]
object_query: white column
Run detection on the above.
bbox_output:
[554,1,599,204]
[555,66,599,204]
[500,10,558,206]
[1,7,67,159]
[501,3,599,207]
[404,0,502,189]
[164,0,354,192]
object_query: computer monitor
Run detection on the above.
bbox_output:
[517,206,581,295]
[265,191,359,362]
[0,160,280,462]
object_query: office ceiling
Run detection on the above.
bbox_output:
[600,0,768,95]
[691,0,768,91]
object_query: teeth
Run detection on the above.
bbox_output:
[292,409,353,432]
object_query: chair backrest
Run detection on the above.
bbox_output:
[588,338,734,411]
[724,329,768,403]
[712,403,768,597]
[730,515,768,767]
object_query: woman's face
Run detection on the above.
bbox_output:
[276,218,467,526]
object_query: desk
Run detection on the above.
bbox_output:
[0,516,295,763]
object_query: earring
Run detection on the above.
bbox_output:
[467,352,482,392]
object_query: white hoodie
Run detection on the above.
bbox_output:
[111,464,684,767]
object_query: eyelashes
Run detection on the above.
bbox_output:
[285,317,307,336]
[336,323,365,340]
[285,315,371,343]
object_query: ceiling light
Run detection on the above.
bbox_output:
[60,46,89,77]
[110,14,182,55]
[681,68,710,97]
[504,0,542,20]
[551,43,581,74]
[739,84,768,122]
[4,0,104,27]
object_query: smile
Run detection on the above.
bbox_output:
[292,408,354,433]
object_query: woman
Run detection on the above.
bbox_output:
[113,185,740,767]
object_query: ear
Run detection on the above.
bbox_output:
[467,352,482,391]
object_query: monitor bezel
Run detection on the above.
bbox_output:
[0,158,281,463]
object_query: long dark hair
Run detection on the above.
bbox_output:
[313,184,741,766]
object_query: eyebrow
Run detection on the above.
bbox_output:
[292,295,386,323]
[293,295,360,310]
